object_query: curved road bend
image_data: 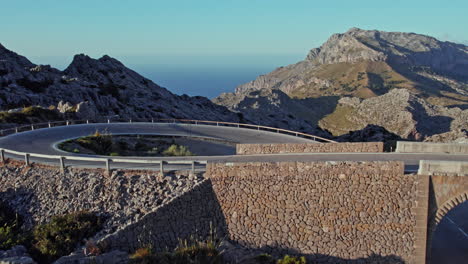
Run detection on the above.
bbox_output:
[0,123,467,171]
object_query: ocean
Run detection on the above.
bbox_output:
[31,54,304,99]
[131,65,273,99]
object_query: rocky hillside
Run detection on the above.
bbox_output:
[215,28,468,141]
[0,43,239,124]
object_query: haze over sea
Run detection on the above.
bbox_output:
[30,54,304,99]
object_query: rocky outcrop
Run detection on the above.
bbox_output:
[0,44,239,123]
[0,162,204,236]
[214,28,468,141]
[214,89,331,136]
[0,246,36,264]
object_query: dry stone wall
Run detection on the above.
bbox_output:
[97,179,227,253]
[236,142,384,155]
[0,161,204,234]
[207,161,424,263]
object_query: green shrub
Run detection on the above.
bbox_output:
[109,152,120,156]
[277,255,307,264]
[253,253,276,264]
[31,211,103,263]
[134,141,149,151]
[130,236,222,264]
[0,202,26,250]
[0,106,61,124]
[76,132,113,155]
[162,144,194,157]
[147,147,159,155]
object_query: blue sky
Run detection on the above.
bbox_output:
[2,0,467,60]
[1,0,467,96]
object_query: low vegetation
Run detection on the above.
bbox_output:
[0,202,103,264]
[130,236,222,264]
[252,254,307,264]
[0,202,28,250]
[29,211,104,263]
[0,106,61,124]
[59,133,195,157]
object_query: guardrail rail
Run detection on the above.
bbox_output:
[0,118,335,172]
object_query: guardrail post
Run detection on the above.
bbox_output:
[86,120,89,124]
[106,159,111,174]
[151,119,154,123]
[216,122,219,126]
[129,119,132,123]
[191,161,196,173]
[15,127,18,133]
[159,161,165,174]
[48,122,51,128]
[195,121,198,125]
[107,119,110,124]
[31,125,34,130]
[0,149,5,163]
[24,153,30,166]
[59,157,65,172]
[66,120,69,126]
[257,126,260,130]
[276,129,279,133]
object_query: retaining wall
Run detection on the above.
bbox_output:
[98,179,227,253]
[396,141,468,154]
[207,161,427,263]
[236,142,384,155]
[418,160,468,176]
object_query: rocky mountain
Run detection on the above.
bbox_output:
[214,28,468,141]
[0,43,239,124]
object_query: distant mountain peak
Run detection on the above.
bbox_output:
[64,53,126,78]
[214,28,468,142]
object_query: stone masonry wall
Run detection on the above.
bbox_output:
[236,142,384,155]
[0,161,204,234]
[207,161,423,263]
[98,179,227,253]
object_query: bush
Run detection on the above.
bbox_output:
[76,132,113,155]
[253,253,276,264]
[109,152,120,156]
[130,236,222,264]
[0,106,61,124]
[0,202,26,250]
[277,255,307,264]
[31,211,103,263]
[162,144,194,157]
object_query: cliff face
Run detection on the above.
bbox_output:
[215,28,468,141]
[0,44,239,123]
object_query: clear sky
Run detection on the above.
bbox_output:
[1,0,467,96]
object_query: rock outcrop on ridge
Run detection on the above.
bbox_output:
[0,43,239,123]
[214,28,468,141]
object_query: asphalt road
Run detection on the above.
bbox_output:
[0,123,467,261]
[0,123,467,172]
[0,123,314,155]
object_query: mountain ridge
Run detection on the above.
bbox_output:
[214,28,468,142]
[0,43,240,124]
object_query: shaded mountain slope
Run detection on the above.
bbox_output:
[0,43,239,123]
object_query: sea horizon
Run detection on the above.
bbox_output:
[28,53,305,99]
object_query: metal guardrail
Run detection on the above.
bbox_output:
[0,118,335,172]
[0,147,206,174]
